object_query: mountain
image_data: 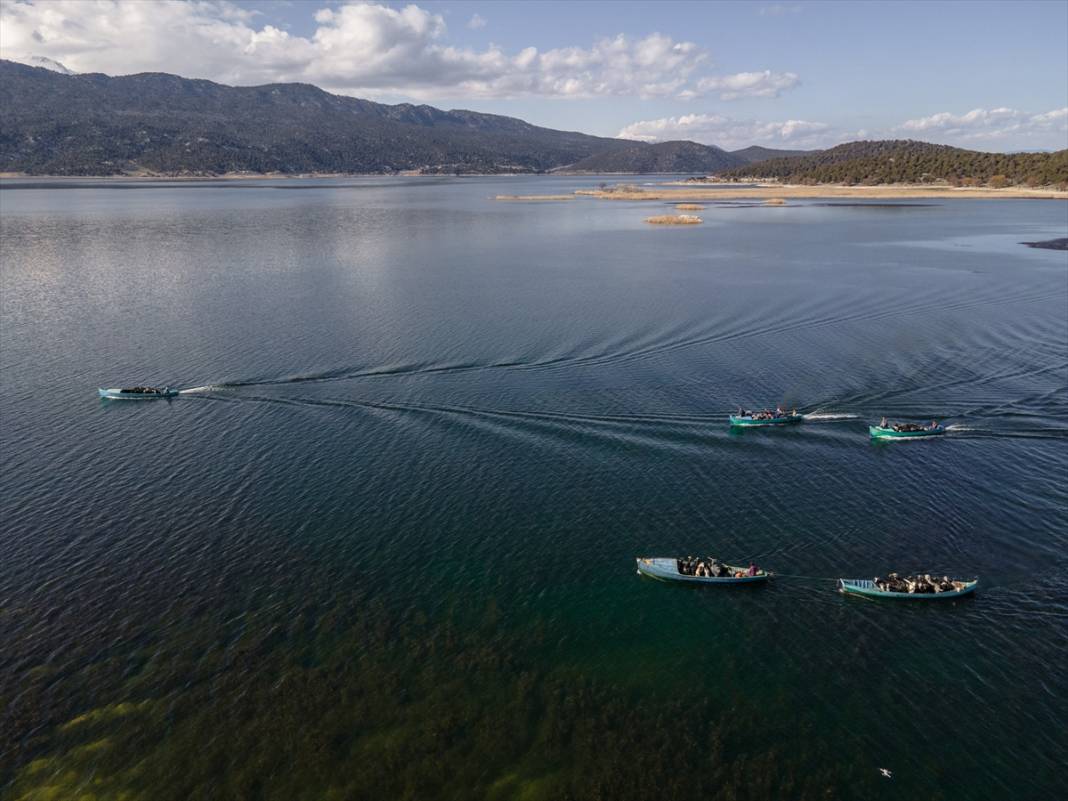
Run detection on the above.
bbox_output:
[560,140,745,173]
[717,139,1068,186]
[16,56,76,75]
[729,145,812,164]
[0,60,636,175]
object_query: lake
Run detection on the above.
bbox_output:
[1,176,1066,800]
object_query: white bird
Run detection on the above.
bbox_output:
[879,768,893,779]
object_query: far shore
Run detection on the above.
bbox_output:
[578,184,1068,201]
[2,172,1065,200]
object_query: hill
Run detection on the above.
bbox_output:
[0,60,635,175]
[729,145,812,164]
[561,140,744,173]
[717,140,1068,186]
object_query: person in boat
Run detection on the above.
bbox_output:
[775,406,784,417]
[885,572,905,592]
[880,417,889,428]
[747,563,758,577]
[929,420,940,430]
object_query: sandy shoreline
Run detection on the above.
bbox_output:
[2,172,1064,200]
[577,184,1068,201]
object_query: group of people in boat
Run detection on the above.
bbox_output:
[878,418,940,432]
[737,406,797,420]
[873,573,964,594]
[120,386,166,394]
[677,556,760,578]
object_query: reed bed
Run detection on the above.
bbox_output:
[675,203,705,210]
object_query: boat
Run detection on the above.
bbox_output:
[635,557,770,584]
[869,423,945,439]
[838,578,977,599]
[729,412,803,427]
[98,386,179,400]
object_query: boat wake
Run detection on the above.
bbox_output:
[943,424,1068,440]
[178,385,218,394]
[802,412,859,422]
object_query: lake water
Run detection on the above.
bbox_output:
[1,176,1066,800]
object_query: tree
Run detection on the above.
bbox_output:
[989,174,1009,188]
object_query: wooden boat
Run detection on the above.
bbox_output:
[636,557,770,584]
[98,386,178,400]
[729,412,803,427]
[838,578,977,599]
[869,423,945,439]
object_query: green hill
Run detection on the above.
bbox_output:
[729,145,812,164]
[717,140,1068,186]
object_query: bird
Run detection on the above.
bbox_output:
[879,768,893,779]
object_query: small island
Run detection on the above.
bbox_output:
[645,214,702,225]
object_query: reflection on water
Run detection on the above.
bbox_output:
[1,177,1066,799]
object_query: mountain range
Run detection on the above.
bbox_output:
[0,60,799,176]
[1,59,1064,185]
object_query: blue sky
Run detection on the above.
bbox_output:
[2,0,1066,150]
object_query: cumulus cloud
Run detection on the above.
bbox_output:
[466,13,487,30]
[617,113,835,149]
[688,70,799,100]
[898,107,1068,146]
[0,0,800,102]
[619,105,1068,151]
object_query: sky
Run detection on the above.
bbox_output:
[1,0,1066,151]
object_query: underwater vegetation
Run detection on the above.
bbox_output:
[2,534,879,801]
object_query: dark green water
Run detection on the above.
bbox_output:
[1,177,1066,800]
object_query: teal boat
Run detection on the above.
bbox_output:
[636,558,769,584]
[98,386,178,400]
[869,423,945,439]
[729,412,803,427]
[839,578,977,600]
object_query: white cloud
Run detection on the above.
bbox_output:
[617,113,834,149]
[466,13,486,30]
[691,70,799,100]
[898,107,1068,146]
[1031,107,1068,124]
[0,0,801,102]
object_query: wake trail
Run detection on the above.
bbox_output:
[803,412,860,422]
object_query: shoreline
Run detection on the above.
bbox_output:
[1,172,1065,200]
[576,183,1068,200]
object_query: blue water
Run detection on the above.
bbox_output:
[1,176,1066,800]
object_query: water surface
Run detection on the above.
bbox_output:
[1,176,1066,800]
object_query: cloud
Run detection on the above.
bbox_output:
[898,106,1068,145]
[617,113,835,149]
[466,13,486,30]
[0,0,800,102]
[690,70,799,100]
